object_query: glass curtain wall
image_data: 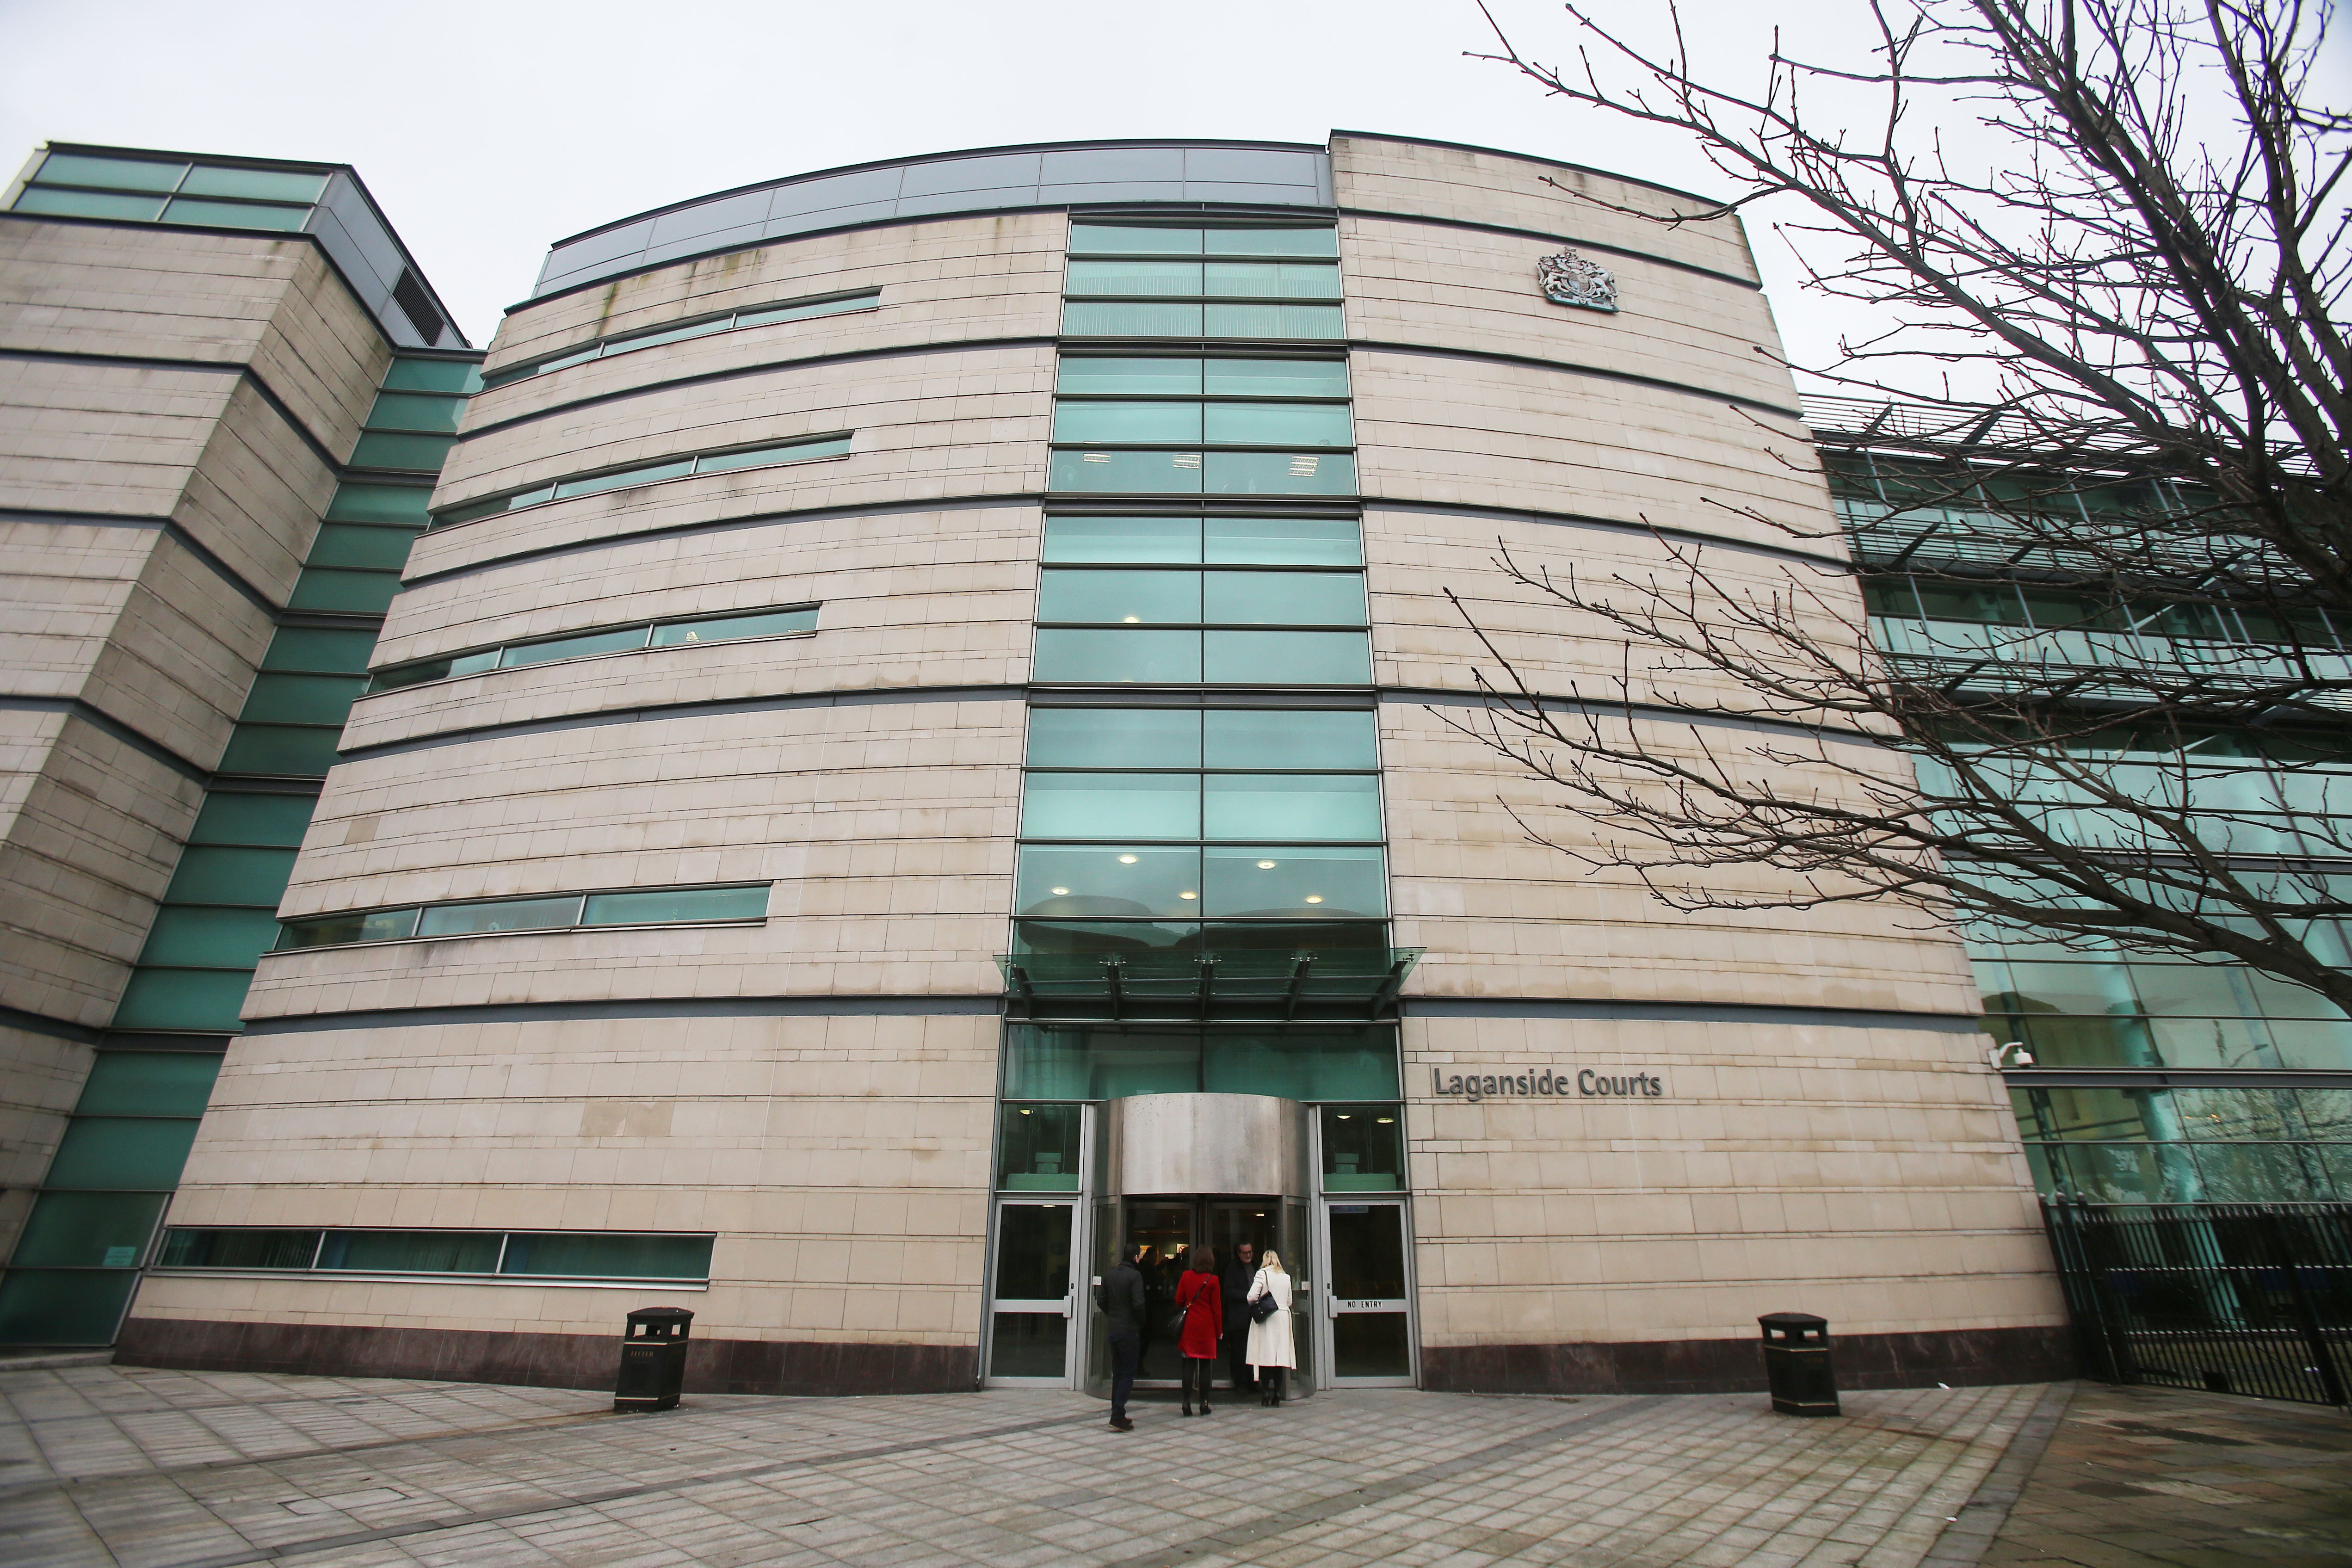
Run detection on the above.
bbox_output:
[0,353,482,1345]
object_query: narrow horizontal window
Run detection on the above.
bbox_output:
[1031,628,1371,686]
[164,198,309,232]
[367,604,817,691]
[1061,301,1346,340]
[1050,449,1356,495]
[482,289,882,387]
[1069,224,1338,259]
[1020,772,1382,843]
[275,882,772,951]
[1042,514,1362,567]
[431,436,851,527]
[1022,707,1378,770]
[157,1228,715,1282]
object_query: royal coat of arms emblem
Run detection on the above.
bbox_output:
[1537,249,1619,312]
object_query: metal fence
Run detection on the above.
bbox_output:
[2041,1198,2352,1407]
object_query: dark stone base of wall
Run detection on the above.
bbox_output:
[1421,1325,2078,1396]
[115,1317,977,1398]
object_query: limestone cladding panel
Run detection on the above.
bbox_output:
[350,506,1037,750]
[1364,503,1863,716]
[1375,704,1975,1015]
[476,212,1067,411]
[1348,350,1825,541]
[1331,135,1759,285]
[147,1012,995,1344]
[1340,216,1792,411]
[83,531,278,768]
[171,376,342,604]
[416,346,1053,579]
[0,517,155,700]
[0,1021,95,1256]
[0,219,388,445]
[0,710,206,1025]
[246,697,1024,1007]
[1401,1015,2060,1346]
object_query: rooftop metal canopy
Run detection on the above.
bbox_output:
[996,946,1422,1025]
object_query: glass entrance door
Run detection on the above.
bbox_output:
[986,1199,1076,1385]
[1319,1199,1414,1385]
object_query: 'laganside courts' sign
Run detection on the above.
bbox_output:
[1428,1067,1665,1101]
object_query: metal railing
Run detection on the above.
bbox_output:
[2041,1198,2352,1407]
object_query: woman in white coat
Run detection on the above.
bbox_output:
[1243,1248,1296,1406]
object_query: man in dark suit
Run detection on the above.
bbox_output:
[1099,1243,1146,1431]
[1220,1240,1259,1397]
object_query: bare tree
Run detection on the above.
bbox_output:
[1458,0,2352,1006]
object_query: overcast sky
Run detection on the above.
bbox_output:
[2,0,2335,370]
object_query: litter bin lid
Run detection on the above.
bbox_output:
[1758,1312,1827,1331]
[625,1306,696,1330]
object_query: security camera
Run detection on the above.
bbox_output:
[1986,1042,2034,1069]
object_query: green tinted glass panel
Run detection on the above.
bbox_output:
[13,187,166,220]
[34,152,186,191]
[159,1228,319,1268]
[550,462,691,500]
[999,1104,1083,1191]
[1001,1026,1201,1100]
[1206,571,1366,625]
[1204,359,1349,398]
[306,523,414,570]
[276,907,420,949]
[1206,451,1358,495]
[239,672,366,724]
[136,906,282,968]
[163,198,308,231]
[1204,630,1372,684]
[1071,225,1205,255]
[1204,845,1387,918]
[163,846,298,905]
[261,626,377,673]
[1025,708,1201,768]
[648,608,817,646]
[45,1117,202,1189]
[1022,773,1200,840]
[288,569,400,614]
[1205,708,1378,769]
[580,886,770,925]
[1051,402,1202,443]
[380,358,485,393]
[1204,403,1352,445]
[8,1191,169,1266]
[318,1231,501,1272]
[734,290,880,327]
[76,1052,222,1117]
[1204,262,1342,299]
[1049,449,1204,493]
[416,895,582,937]
[1042,515,1200,563]
[1066,260,1204,296]
[1038,568,1201,623]
[1062,302,1204,336]
[216,724,342,776]
[1056,358,1203,395]
[500,1233,714,1278]
[1205,516,1362,566]
[1203,304,1344,339]
[696,437,852,473]
[178,166,327,202]
[1032,629,1201,683]
[0,1269,138,1346]
[110,968,254,1032]
[189,791,315,846]
[1015,846,1201,918]
[324,486,432,529]
[366,659,450,693]
[500,627,648,667]
[1205,1031,1400,1100]
[351,431,457,470]
[1321,1105,1405,1189]
[364,392,463,434]
[1201,228,1338,257]
[1205,775,1382,840]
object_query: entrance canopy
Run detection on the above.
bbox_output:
[997,946,1422,1024]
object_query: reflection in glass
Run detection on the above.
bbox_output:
[1025,707,1202,767]
[276,907,422,949]
[1062,302,1205,336]
[1204,262,1343,299]
[1021,773,1201,840]
[1203,303,1345,339]
[1070,225,1207,255]
[993,1204,1073,1300]
[1066,260,1204,296]
[1052,402,1204,443]
[990,1313,1069,1377]
[580,886,770,925]
[1042,515,1202,562]
[1012,920,1199,955]
[1205,774,1382,840]
[318,1230,502,1273]
[1049,449,1206,493]
[999,1104,1083,1190]
[1205,708,1377,768]
[415,895,584,938]
[1203,845,1387,918]
[1057,358,1204,395]
[1204,402,1353,446]
[500,627,650,667]
[1332,1313,1413,1378]
[1321,1105,1405,1190]
[648,608,817,646]
[1003,1026,1201,1099]
[1206,1033,1402,1100]
[1205,515,1363,566]
[1032,629,1202,683]
[1015,845,1203,917]
[1205,571,1367,626]
[1206,451,1359,496]
[1203,630,1372,685]
[1205,360,1351,398]
[1327,1205,1408,1297]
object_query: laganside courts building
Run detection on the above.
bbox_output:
[4,130,2167,1395]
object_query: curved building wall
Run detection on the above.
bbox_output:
[125,133,2065,1395]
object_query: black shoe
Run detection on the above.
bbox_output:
[1110,1415,1134,1432]
[1200,1402,1212,1415]
[1181,1406,1194,1417]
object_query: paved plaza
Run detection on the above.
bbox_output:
[0,1359,2341,1568]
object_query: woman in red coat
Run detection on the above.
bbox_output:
[1174,1244,1224,1416]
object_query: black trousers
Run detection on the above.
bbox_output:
[1223,1319,1254,1390]
[1183,1355,1215,1407]
[1108,1331,1138,1420]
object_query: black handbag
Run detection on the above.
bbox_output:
[1249,1290,1280,1323]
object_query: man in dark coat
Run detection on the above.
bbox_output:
[1220,1240,1258,1396]
[1099,1243,1146,1431]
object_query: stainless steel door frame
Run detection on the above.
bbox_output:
[982,1106,1095,1388]
[1311,1194,1418,1387]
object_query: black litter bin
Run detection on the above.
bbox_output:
[1758,1312,1839,1416]
[615,1307,694,1412]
